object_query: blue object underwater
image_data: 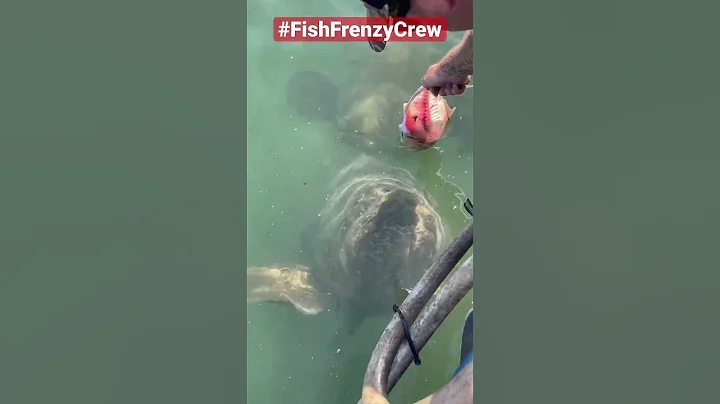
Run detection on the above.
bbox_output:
[453,308,473,378]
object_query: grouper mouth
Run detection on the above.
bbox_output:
[373,189,419,227]
[347,188,439,299]
[353,189,419,261]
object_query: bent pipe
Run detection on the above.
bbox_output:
[387,255,473,392]
[361,222,473,404]
[359,362,473,404]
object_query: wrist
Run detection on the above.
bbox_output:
[437,30,473,77]
[438,60,471,78]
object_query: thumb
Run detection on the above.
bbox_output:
[427,86,441,96]
[422,68,443,87]
[421,76,442,96]
[421,73,443,89]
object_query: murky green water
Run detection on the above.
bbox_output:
[247,1,474,402]
[6,1,716,403]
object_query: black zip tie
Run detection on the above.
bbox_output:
[392,304,421,365]
[463,198,473,216]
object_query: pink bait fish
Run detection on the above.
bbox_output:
[399,86,456,150]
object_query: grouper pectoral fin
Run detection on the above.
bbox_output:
[246,265,325,315]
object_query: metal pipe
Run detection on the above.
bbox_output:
[387,255,473,392]
[361,222,473,404]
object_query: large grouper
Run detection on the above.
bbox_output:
[284,42,466,155]
[247,154,447,336]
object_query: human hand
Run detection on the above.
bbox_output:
[421,63,471,96]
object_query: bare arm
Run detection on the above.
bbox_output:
[437,30,473,78]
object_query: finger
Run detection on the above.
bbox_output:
[442,84,460,96]
[451,84,465,95]
[421,77,440,95]
[442,85,452,95]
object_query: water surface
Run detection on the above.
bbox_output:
[247,1,474,402]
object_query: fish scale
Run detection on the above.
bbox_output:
[420,90,430,130]
[429,96,443,123]
[420,91,444,127]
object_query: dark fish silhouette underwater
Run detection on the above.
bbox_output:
[285,70,340,122]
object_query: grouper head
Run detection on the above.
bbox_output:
[247,155,446,338]
[330,186,444,335]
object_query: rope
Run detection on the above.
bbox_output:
[463,198,473,216]
[392,304,421,366]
